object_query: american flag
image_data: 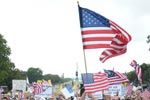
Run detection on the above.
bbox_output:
[130,60,142,84]
[141,89,150,99]
[78,6,132,63]
[81,72,109,93]
[126,85,133,96]
[126,82,134,96]
[104,69,129,85]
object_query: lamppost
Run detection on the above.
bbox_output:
[147,35,150,51]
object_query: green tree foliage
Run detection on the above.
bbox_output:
[0,34,12,84]
[6,69,26,89]
[140,63,150,84]
[26,67,43,83]
[126,71,137,84]
[43,74,61,84]
[0,34,25,90]
[26,70,73,85]
[63,78,72,83]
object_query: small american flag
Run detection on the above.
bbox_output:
[78,6,132,63]
[104,69,129,85]
[130,60,142,84]
[126,82,134,96]
[81,73,109,93]
[141,89,150,99]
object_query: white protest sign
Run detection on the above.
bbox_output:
[61,87,74,99]
[92,91,103,99]
[34,85,52,98]
[120,85,128,97]
[12,80,26,91]
[104,84,122,96]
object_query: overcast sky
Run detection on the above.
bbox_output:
[0,0,150,78]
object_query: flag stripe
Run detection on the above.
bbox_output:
[83,37,113,42]
[82,29,116,34]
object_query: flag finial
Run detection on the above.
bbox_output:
[77,1,79,6]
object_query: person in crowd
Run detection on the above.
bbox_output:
[87,93,97,100]
[2,96,9,100]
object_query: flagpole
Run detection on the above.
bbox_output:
[83,51,88,73]
[77,1,88,73]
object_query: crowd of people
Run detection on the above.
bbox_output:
[0,84,150,100]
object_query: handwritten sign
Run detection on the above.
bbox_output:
[104,84,121,96]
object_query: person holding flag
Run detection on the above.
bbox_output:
[130,60,142,84]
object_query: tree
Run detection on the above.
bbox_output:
[43,74,61,84]
[26,67,43,83]
[0,34,26,90]
[140,63,150,84]
[6,69,26,89]
[0,34,18,89]
[126,71,137,84]
[0,34,11,82]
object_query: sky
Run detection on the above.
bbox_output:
[0,0,150,79]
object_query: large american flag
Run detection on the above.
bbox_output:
[81,73,109,93]
[130,60,142,84]
[104,69,129,85]
[78,6,132,63]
